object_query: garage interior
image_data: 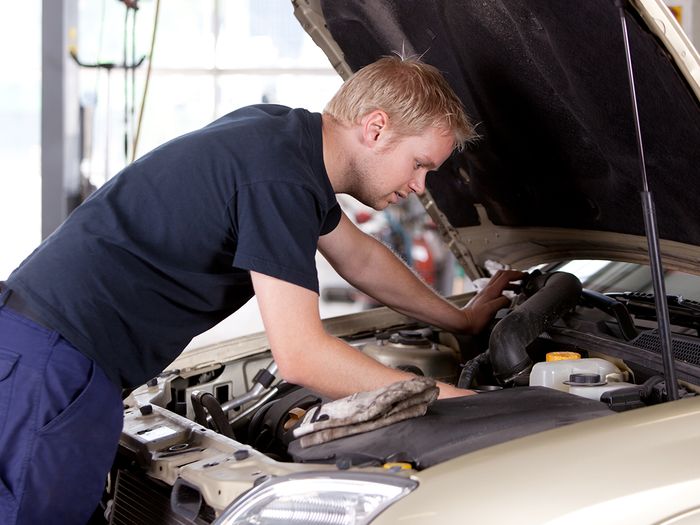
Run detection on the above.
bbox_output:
[2,2,700,524]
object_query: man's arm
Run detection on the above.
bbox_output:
[251,271,467,399]
[318,212,523,334]
[251,212,521,400]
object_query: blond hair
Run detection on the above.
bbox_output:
[324,55,475,150]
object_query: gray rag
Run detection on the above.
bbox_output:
[293,376,439,448]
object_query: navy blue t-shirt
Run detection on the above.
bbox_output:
[7,105,341,387]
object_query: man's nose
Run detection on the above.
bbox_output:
[408,172,426,195]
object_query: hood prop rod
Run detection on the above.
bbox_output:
[615,0,679,400]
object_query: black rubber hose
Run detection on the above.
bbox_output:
[199,392,237,440]
[489,271,582,384]
[457,351,490,389]
[191,392,209,428]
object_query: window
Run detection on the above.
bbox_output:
[0,1,41,279]
[77,0,342,184]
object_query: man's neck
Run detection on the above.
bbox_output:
[321,113,354,194]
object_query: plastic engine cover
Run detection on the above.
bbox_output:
[288,387,613,468]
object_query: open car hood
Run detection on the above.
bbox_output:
[294,0,700,276]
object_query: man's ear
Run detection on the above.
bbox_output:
[360,110,389,148]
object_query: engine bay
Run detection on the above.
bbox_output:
[110,270,700,522]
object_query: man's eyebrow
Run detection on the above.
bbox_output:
[419,158,438,169]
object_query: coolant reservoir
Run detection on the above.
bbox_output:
[529,358,624,392]
[567,379,637,401]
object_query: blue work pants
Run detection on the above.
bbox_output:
[0,302,123,524]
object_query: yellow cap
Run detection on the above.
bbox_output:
[546,351,581,362]
[382,462,413,470]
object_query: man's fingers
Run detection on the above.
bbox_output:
[491,269,526,283]
[489,295,511,312]
[484,270,526,291]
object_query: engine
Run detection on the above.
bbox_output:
[109,270,700,523]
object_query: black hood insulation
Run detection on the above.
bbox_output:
[320,0,700,246]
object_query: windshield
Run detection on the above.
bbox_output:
[538,260,700,303]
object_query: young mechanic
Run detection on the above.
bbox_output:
[0,56,522,523]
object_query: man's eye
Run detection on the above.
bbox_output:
[414,162,422,169]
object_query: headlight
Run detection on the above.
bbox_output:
[213,471,417,525]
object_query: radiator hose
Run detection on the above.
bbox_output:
[489,271,582,385]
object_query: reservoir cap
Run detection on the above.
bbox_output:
[565,373,606,386]
[546,351,581,362]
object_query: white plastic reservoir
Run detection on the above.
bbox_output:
[567,381,636,401]
[530,358,625,392]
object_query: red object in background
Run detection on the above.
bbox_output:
[355,211,373,224]
[411,236,435,285]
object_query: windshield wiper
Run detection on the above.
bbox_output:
[607,292,700,333]
[581,289,638,340]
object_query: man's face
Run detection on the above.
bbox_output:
[350,126,456,210]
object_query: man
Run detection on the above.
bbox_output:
[0,56,521,524]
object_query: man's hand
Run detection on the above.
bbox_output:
[461,269,525,334]
[437,381,477,399]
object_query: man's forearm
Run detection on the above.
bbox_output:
[343,235,471,332]
[320,204,521,339]
[251,269,459,398]
[279,334,413,398]
[276,332,468,400]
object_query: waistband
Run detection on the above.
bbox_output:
[0,283,54,332]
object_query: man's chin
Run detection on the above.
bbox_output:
[351,193,391,211]
[356,197,388,211]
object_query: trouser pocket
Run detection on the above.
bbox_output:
[0,348,19,437]
[14,339,123,525]
[37,358,95,433]
[0,348,20,518]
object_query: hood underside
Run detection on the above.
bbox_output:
[295,0,700,274]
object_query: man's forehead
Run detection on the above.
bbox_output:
[417,128,457,164]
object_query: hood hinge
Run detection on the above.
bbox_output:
[419,189,485,280]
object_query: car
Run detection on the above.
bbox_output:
[102,1,700,524]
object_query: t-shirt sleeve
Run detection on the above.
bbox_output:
[231,181,327,293]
